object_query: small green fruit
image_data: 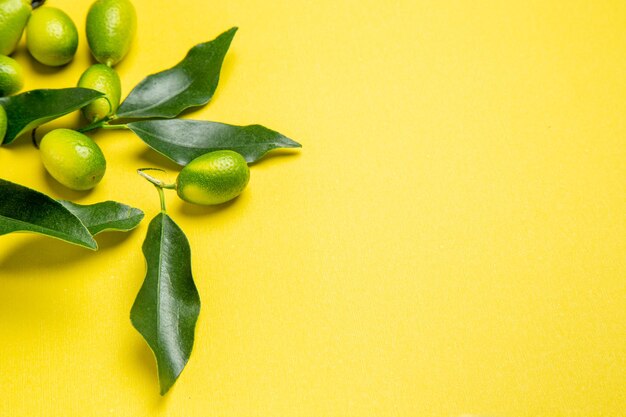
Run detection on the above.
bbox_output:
[77,64,121,122]
[0,54,24,96]
[0,0,32,56]
[26,7,78,66]
[86,0,136,67]
[39,129,106,191]
[0,104,7,142]
[176,150,250,205]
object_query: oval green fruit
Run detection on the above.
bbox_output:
[0,54,24,96]
[86,0,136,67]
[39,129,106,191]
[77,64,121,122]
[177,150,250,205]
[26,7,78,66]
[0,104,7,142]
[0,0,31,56]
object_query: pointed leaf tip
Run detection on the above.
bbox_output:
[59,200,145,235]
[128,119,301,165]
[131,213,200,394]
[117,27,238,119]
[0,179,97,249]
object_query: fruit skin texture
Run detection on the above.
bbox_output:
[26,7,78,66]
[86,0,137,67]
[0,104,7,142]
[39,129,106,191]
[77,64,121,122]
[0,0,31,56]
[0,54,24,96]
[177,150,250,205]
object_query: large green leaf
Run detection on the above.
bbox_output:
[116,27,237,119]
[130,212,200,395]
[0,178,97,249]
[59,200,144,235]
[128,119,301,165]
[0,88,104,145]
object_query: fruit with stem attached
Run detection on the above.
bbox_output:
[177,150,250,205]
[86,0,136,67]
[138,150,251,206]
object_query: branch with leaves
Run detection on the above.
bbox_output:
[0,27,301,394]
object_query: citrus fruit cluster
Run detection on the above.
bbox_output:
[0,0,250,205]
[0,0,300,395]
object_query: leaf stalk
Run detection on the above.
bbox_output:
[137,168,177,213]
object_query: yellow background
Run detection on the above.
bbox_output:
[0,0,624,415]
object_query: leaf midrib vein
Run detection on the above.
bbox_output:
[119,75,195,117]
[155,215,165,358]
[132,126,287,151]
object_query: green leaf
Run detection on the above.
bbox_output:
[128,119,301,165]
[0,178,97,250]
[117,27,237,119]
[130,212,200,395]
[58,200,144,235]
[0,88,104,145]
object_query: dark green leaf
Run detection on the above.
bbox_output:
[0,178,97,249]
[117,27,237,119]
[128,119,301,165]
[0,88,104,145]
[59,200,144,235]
[130,212,200,395]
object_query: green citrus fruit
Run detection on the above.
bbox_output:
[0,0,31,56]
[77,64,121,122]
[176,150,250,205]
[26,7,78,66]
[0,54,24,96]
[39,129,106,191]
[0,104,7,143]
[86,0,136,67]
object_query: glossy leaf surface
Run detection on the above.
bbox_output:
[0,88,104,144]
[59,200,144,235]
[117,27,237,119]
[0,178,97,249]
[128,119,301,165]
[130,213,200,395]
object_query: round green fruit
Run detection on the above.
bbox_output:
[0,54,24,96]
[26,7,78,66]
[0,104,7,142]
[39,129,106,190]
[176,150,250,205]
[77,64,121,122]
[86,0,136,67]
[0,0,32,56]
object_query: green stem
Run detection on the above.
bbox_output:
[156,186,167,213]
[137,169,177,212]
[78,120,128,133]
[137,168,176,188]
[102,123,128,130]
[78,120,106,133]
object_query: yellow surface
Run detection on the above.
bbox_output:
[0,0,624,415]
